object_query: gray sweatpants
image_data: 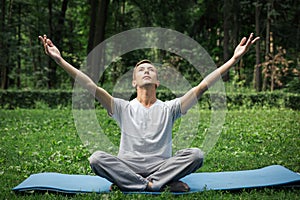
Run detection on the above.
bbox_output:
[89,148,204,191]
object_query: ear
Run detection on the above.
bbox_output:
[132,80,137,88]
[155,80,160,88]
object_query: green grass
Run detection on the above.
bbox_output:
[0,108,299,199]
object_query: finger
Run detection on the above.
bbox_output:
[39,35,50,54]
[239,37,247,46]
[43,35,49,46]
[42,34,52,47]
[38,35,47,54]
[46,38,54,47]
[245,33,254,47]
[43,34,46,41]
[251,36,260,44]
[38,35,47,46]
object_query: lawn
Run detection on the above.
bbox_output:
[0,107,299,199]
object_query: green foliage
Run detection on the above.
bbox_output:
[0,90,71,109]
[1,90,300,110]
[0,108,299,199]
[286,77,300,93]
[224,92,300,110]
[1,0,299,91]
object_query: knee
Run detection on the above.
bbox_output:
[189,148,204,167]
[89,150,107,166]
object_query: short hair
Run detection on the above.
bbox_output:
[135,59,152,68]
[133,59,154,80]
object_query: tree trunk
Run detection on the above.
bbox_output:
[87,0,109,54]
[222,0,231,82]
[17,3,21,88]
[232,0,240,47]
[254,1,261,92]
[263,2,271,91]
[0,0,13,89]
[87,0,109,82]
[56,0,69,47]
[47,0,54,89]
[232,0,241,80]
[0,0,7,89]
[270,32,274,91]
[47,0,69,89]
[87,0,98,54]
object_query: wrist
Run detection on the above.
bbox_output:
[230,56,239,65]
[54,56,64,65]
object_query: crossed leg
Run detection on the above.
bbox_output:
[146,148,204,191]
[89,148,204,192]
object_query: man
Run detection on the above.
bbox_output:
[39,33,259,192]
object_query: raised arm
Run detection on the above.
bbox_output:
[180,33,260,113]
[38,35,113,113]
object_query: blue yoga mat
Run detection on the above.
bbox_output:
[13,165,300,194]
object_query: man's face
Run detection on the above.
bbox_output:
[132,63,160,88]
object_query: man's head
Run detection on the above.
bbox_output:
[132,59,160,89]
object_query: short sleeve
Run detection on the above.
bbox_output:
[111,98,129,123]
[165,98,182,121]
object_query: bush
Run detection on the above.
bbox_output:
[0,90,299,110]
[0,90,71,109]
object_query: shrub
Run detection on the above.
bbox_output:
[0,90,299,110]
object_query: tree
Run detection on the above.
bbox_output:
[222,0,231,82]
[47,0,69,89]
[0,0,298,91]
[222,0,242,82]
[87,0,109,53]
[0,0,7,89]
[254,0,262,92]
[87,0,109,83]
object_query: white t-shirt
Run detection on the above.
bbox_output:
[112,98,182,164]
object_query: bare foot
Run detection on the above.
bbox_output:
[146,181,153,191]
[163,181,190,192]
[109,183,120,191]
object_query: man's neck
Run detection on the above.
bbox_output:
[136,85,157,108]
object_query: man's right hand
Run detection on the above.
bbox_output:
[38,35,62,63]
